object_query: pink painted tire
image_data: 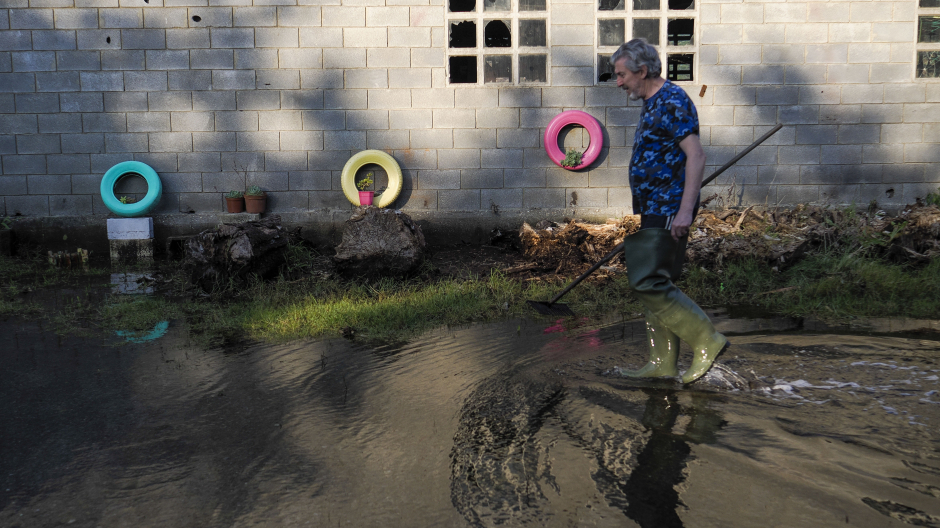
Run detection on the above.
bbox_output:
[543,110,604,171]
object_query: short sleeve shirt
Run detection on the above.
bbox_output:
[629,81,699,216]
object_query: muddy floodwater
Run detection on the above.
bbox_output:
[2,310,940,528]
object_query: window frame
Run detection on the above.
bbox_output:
[445,0,552,86]
[916,1,940,80]
[595,0,699,86]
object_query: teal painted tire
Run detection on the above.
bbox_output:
[100,161,162,217]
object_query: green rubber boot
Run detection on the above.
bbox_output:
[618,310,679,378]
[623,229,728,385]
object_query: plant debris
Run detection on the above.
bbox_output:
[519,216,641,276]
[515,201,940,277]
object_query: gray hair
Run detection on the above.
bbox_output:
[609,38,662,79]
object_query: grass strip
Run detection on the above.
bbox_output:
[3,238,939,345]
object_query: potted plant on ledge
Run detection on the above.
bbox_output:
[356,172,374,206]
[245,186,266,214]
[225,190,245,213]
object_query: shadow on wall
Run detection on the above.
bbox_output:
[2,32,937,222]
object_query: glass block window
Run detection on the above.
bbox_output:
[596,0,697,83]
[447,0,549,84]
[918,0,940,78]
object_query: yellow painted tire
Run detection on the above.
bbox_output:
[341,150,403,208]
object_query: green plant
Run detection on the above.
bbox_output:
[119,196,129,204]
[560,148,584,168]
[356,171,374,191]
[226,190,243,199]
[925,186,940,207]
[246,185,264,196]
[0,216,12,230]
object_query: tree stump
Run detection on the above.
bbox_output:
[184,215,289,292]
[333,207,426,278]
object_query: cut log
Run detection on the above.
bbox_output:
[333,206,427,278]
[184,215,289,292]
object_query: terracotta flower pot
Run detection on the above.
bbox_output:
[358,191,374,206]
[245,193,266,214]
[225,196,245,213]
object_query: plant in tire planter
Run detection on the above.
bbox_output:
[245,186,266,214]
[225,190,245,213]
[560,148,584,168]
[356,172,375,206]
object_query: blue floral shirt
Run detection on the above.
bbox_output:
[629,81,699,216]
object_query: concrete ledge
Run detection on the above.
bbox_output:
[218,212,261,224]
[107,217,154,240]
[110,239,154,265]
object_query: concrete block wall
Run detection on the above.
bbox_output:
[0,0,937,240]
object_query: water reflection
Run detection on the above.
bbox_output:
[1,311,939,527]
[450,369,726,527]
[620,390,723,528]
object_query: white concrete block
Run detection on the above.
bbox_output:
[765,4,807,24]
[107,217,153,240]
[742,24,785,44]
[322,7,364,27]
[366,7,410,27]
[409,6,444,27]
[721,4,764,24]
[872,22,913,42]
[702,24,743,45]
[785,23,829,44]
[344,27,387,48]
[368,88,412,109]
[850,2,893,22]
[828,23,872,43]
[848,43,891,63]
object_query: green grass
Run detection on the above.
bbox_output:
[3,223,940,346]
[681,249,940,321]
[226,271,640,343]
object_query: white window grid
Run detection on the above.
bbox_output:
[916,0,940,80]
[445,0,551,85]
[595,0,699,86]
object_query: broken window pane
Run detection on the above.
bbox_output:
[598,54,615,82]
[667,53,693,81]
[519,54,547,83]
[449,0,476,12]
[668,0,693,9]
[484,20,511,47]
[667,19,693,46]
[483,0,510,12]
[519,0,546,11]
[633,18,659,45]
[519,19,546,47]
[450,56,478,83]
[920,0,940,7]
[633,0,660,10]
[598,0,625,11]
[598,19,625,46]
[449,21,477,48]
[918,16,940,43]
[917,51,940,78]
[484,55,512,83]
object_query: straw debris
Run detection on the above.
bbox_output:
[518,216,640,275]
[516,201,940,276]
